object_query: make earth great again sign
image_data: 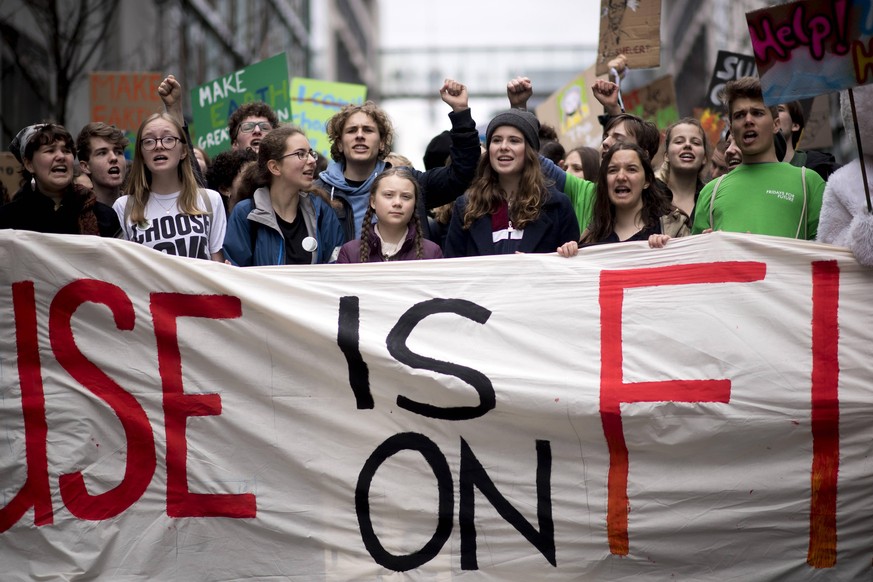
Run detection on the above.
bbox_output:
[1,231,872,580]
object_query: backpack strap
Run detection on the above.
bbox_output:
[795,166,808,240]
[708,175,726,230]
[198,189,213,219]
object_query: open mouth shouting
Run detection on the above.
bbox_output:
[612,184,632,198]
[50,163,70,176]
[741,130,759,146]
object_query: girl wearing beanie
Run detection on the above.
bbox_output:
[444,109,579,257]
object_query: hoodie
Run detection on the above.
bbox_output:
[317,159,387,240]
[313,107,481,243]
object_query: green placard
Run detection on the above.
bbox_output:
[191,53,290,157]
[290,77,367,158]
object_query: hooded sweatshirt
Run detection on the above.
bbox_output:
[317,159,387,239]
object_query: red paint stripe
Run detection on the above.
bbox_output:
[808,261,840,568]
[599,262,766,555]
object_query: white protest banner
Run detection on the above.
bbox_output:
[2,231,872,580]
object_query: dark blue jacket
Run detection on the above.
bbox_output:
[444,188,580,257]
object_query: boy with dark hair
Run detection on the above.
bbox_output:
[206,149,257,213]
[227,102,280,154]
[601,113,661,162]
[76,122,128,206]
[776,100,839,181]
[692,77,824,239]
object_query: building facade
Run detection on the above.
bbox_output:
[0,0,317,146]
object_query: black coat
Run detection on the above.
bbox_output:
[0,183,120,237]
[444,188,580,257]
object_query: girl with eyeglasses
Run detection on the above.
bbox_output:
[223,125,345,265]
[113,113,227,261]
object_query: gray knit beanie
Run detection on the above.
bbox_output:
[486,109,540,150]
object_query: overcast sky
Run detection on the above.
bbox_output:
[378,0,604,165]
[379,0,602,48]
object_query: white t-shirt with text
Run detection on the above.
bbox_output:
[113,189,226,260]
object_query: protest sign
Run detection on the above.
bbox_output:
[620,75,679,130]
[0,152,21,199]
[290,78,367,158]
[89,72,164,133]
[747,0,873,105]
[596,0,661,75]
[798,95,834,150]
[190,53,291,157]
[535,65,602,151]
[691,106,727,149]
[692,51,758,148]
[702,51,758,110]
[2,231,873,580]
[621,74,679,162]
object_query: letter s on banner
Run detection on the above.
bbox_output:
[387,298,495,421]
[50,279,157,520]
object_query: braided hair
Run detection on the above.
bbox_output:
[358,167,424,262]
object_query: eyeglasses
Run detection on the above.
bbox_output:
[279,149,319,161]
[239,121,273,134]
[141,136,181,151]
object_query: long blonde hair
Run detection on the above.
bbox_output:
[126,113,203,224]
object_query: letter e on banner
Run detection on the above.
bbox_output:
[150,293,256,519]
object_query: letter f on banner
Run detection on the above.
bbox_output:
[598,262,766,555]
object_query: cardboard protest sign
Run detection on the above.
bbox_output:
[0,152,21,200]
[747,0,873,105]
[691,106,727,149]
[190,53,291,157]
[596,0,662,76]
[3,231,873,579]
[89,72,164,133]
[620,75,679,130]
[692,51,758,148]
[621,74,679,162]
[290,78,367,158]
[798,95,834,150]
[535,64,602,151]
